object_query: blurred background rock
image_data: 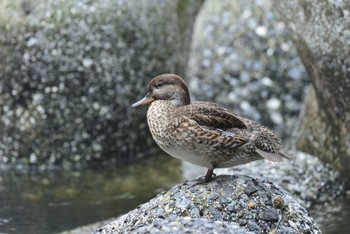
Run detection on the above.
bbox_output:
[275,0,350,186]
[0,0,203,167]
[187,0,309,141]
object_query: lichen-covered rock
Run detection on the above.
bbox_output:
[94,175,321,234]
[0,0,202,166]
[187,0,309,139]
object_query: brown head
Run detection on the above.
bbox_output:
[132,74,191,108]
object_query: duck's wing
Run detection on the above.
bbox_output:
[176,101,248,130]
[251,122,290,162]
[174,102,249,149]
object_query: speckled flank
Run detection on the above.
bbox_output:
[134,74,288,179]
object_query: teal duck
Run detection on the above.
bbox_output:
[132,74,288,182]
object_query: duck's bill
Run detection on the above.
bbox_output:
[131,93,155,107]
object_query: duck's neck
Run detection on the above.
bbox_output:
[147,100,178,125]
[147,101,175,142]
[170,92,191,107]
[148,100,177,113]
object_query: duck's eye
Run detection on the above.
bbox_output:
[155,82,164,88]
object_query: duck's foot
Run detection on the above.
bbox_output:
[204,168,215,182]
[184,169,216,187]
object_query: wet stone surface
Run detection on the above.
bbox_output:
[95,175,321,234]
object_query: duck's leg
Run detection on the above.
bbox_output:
[184,168,216,187]
[204,168,215,182]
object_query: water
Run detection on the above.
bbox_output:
[0,154,182,233]
[0,155,349,233]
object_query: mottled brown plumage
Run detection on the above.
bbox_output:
[132,74,288,182]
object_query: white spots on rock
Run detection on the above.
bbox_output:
[266,98,281,110]
[32,93,44,104]
[44,86,58,93]
[92,142,102,151]
[216,47,227,56]
[92,102,100,110]
[80,96,87,103]
[27,37,38,47]
[228,92,238,102]
[241,9,251,20]
[37,105,45,114]
[240,101,253,113]
[99,106,110,117]
[29,153,37,163]
[255,25,267,37]
[51,86,58,93]
[280,42,291,52]
[240,71,250,83]
[270,112,283,125]
[266,48,274,56]
[11,89,18,96]
[23,53,30,61]
[82,58,94,68]
[261,77,273,86]
[266,98,283,125]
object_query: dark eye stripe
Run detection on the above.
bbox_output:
[155,82,164,88]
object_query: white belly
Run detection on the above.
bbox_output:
[158,143,214,169]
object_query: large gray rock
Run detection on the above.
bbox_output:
[0,0,202,166]
[206,151,346,233]
[187,0,309,139]
[95,175,321,234]
[221,151,345,208]
[274,0,350,186]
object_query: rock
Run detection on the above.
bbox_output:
[94,175,321,233]
[244,183,257,196]
[247,220,261,233]
[187,0,309,139]
[0,0,203,166]
[274,0,350,187]
[209,150,346,232]
[262,208,279,222]
[123,217,254,234]
[219,151,345,209]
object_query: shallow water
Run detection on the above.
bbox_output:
[0,154,181,233]
[0,155,349,233]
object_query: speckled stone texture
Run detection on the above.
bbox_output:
[130,217,254,234]
[94,175,321,234]
[0,0,202,166]
[221,151,345,209]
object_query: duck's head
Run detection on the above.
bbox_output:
[132,74,190,108]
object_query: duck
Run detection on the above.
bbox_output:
[132,74,288,183]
